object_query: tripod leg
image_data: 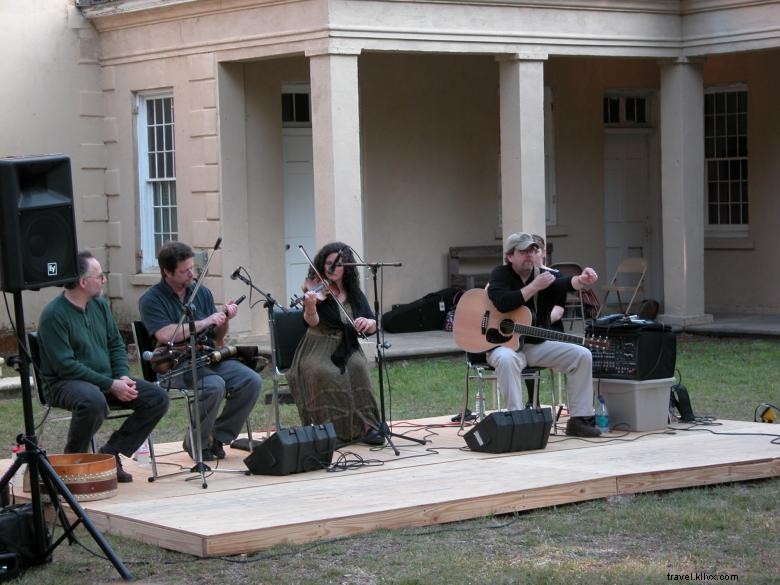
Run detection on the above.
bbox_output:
[36,455,134,581]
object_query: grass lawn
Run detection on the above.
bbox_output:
[0,334,778,584]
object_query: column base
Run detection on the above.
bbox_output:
[658,313,714,327]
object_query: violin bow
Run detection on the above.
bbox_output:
[297,245,367,339]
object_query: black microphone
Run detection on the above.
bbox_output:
[142,346,170,362]
[230,267,241,280]
[214,237,222,250]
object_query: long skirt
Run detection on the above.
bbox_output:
[287,328,380,442]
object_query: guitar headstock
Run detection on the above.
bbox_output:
[585,335,609,351]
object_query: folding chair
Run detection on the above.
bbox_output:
[597,257,647,316]
[265,308,307,429]
[462,352,542,428]
[549,262,586,332]
[27,331,152,457]
[131,321,254,477]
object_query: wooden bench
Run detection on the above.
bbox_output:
[448,245,502,290]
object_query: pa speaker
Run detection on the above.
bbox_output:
[0,155,78,291]
[464,408,553,453]
[244,423,336,476]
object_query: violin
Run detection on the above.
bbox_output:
[289,278,334,308]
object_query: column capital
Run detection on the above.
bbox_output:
[305,46,362,58]
[657,56,706,67]
[495,52,548,63]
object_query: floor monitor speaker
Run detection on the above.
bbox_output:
[0,155,78,291]
[464,408,553,453]
[244,423,336,475]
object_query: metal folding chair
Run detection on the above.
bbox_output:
[598,257,647,316]
[549,262,587,332]
[461,352,542,428]
[27,331,153,457]
[131,321,254,478]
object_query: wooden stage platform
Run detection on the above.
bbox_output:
[5,415,779,558]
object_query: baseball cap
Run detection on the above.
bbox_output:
[503,232,538,254]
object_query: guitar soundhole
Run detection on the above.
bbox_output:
[498,318,515,336]
[485,328,511,344]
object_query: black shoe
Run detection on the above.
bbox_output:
[565,416,602,438]
[182,438,216,462]
[210,439,226,460]
[100,447,133,483]
[361,428,385,446]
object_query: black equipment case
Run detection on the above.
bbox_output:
[382,287,460,333]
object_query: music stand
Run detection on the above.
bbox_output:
[343,260,427,455]
[0,291,133,581]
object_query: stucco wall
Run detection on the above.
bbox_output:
[0,0,102,337]
[702,49,780,314]
[545,57,661,285]
[360,53,501,305]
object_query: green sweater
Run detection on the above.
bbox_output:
[38,293,129,393]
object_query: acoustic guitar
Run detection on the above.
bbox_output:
[452,288,609,353]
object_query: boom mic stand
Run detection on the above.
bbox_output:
[343,261,427,456]
[230,267,287,433]
[0,291,132,581]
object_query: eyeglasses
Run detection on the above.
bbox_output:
[85,272,107,281]
[175,265,196,276]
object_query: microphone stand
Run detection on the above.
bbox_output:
[342,261,427,455]
[230,269,287,432]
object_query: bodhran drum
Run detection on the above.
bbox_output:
[25,453,118,502]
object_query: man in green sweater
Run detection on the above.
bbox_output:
[38,251,169,482]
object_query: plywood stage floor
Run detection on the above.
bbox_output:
[5,415,780,558]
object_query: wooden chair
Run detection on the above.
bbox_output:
[597,257,647,317]
[27,331,153,458]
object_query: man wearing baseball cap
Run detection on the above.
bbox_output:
[486,232,601,437]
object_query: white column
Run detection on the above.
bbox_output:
[308,50,364,252]
[659,58,712,326]
[498,54,547,237]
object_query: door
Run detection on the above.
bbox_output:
[283,127,314,305]
[603,131,661,301]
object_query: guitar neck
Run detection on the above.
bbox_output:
[513,323,584,346]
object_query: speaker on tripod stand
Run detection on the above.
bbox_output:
[0,154,79,291]
[0,155,132,580]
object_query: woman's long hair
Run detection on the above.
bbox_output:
[308,242,361,301]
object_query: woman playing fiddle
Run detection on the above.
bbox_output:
[287,242,384,446]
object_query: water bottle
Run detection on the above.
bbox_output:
[474,389,485,421]
[595,394,609,434]
[134,439,151,467]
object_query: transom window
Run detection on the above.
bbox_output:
[136,92,177,271]
[705,86,748,232]
[603,94,648,126]
[282,84,311,127]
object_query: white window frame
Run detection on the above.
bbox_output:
[704,83,748,238]
[136,91,177,272]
